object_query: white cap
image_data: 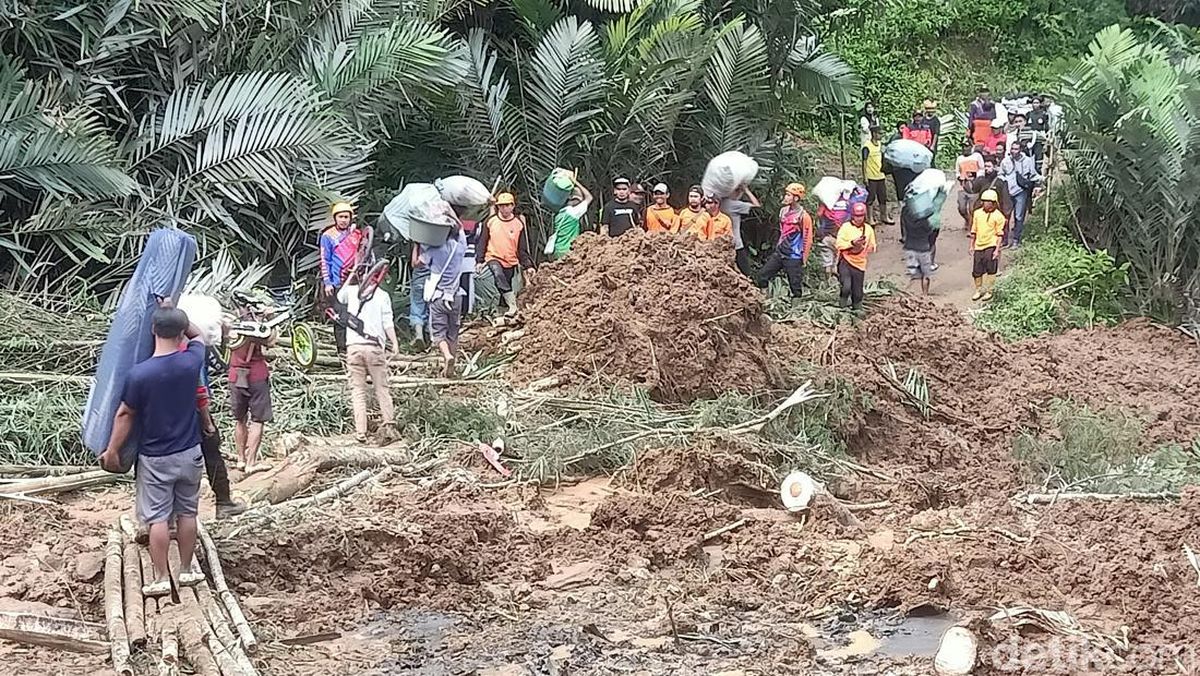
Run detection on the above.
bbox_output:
[652,182,669,194]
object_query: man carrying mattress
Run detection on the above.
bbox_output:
[100,304,209,597]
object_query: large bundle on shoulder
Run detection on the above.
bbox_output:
[701,151,758,198]
[905,168,951,223]
[884,139,933,173]
[436,175,491,207]
[380,183,460,246]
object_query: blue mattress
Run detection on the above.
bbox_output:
[82,228,197,471]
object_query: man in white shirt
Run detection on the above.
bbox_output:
[337,279,401,443]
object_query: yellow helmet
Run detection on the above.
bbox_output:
[980,189,999,203]
[785,182,806,198]
[495,192,516,206]
[331,201,354,217]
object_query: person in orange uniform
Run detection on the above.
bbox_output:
[475,192,535,317]
[835,202,876,310]
[969,189,1006,301]
[756,183,813,298]
[644,183,676,234]
[686,193,732,241]
[674,185,708,235]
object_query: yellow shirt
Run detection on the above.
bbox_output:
[645,205,677,234]
[863,140,884,181]
[971,209,1006,250]
[835,221,876,271]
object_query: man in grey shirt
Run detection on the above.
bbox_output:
[1000,142,1038,247]
[722,184,761,276]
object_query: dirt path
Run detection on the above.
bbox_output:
[871,184,1002,312]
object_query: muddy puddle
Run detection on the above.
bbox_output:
[810,607,959,662]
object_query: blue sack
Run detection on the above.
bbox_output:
[884,139,933,173]
[82,228,197,472]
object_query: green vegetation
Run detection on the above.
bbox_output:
[1014,398,1200,493]
[975,234,1129,340]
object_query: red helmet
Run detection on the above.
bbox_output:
[851,202,868,217]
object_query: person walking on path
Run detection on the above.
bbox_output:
[756,183,812,298]
[919,99,942,158]
[967,85,996,145]
[970,189,1006,301]
[337,273,401,444]
[409,244,430,345]
[1000,142,1038,248]
[421,222,469,378]
[723,184,761,276]
[901,202,936,296]
[476,192,535,317]
[319,202,363,355]
[100,305,209,597]
[227,320,274,476]
[955,143,985,230]
[599,177,644,237]
[835,202,876,310]
[550,184,593,260]
[674,186,708,235]
[862,126,890,225]
[644,183,677,234]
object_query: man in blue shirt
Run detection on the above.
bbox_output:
[421,223,469,377]
[101,305,209,598]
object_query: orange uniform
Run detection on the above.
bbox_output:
[644,205,677,234]
[835,222,877,271]
[675,208,709,237]
[701,212,733,241]
[480,215,529,268]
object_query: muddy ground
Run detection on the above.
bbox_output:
[4,259,1200,674]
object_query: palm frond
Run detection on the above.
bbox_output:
[785,35,861,110]
[0,115,138,200]
[185,247,274,298]
[583,0,639,13]
[702,19,771,153]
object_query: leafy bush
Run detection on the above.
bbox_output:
[975,235,1129,340]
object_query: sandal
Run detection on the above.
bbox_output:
[142,579,172,598]
[244,463,272,476]
[178,571,206,587]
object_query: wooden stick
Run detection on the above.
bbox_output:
[103,529,133,676]
[0,464,96,477]
[197,584,258,675]
[176,613,220,676]
[701,518,748,542]
[0,492,55,505]
[1017,491,1176,504]
[139,549,159,640]
[197,522,258,654]
[230,468,387,529]
[7,470,124,496]
[122,540,146,648]
[0,612,108,653]
[206,631,248,676]
[161,618,179,665]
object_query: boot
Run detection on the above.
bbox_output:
[502,291,518,317]
[216,500,248,519]
[971,277,984,301]
[982,275,995,301]
[413,324,425,344]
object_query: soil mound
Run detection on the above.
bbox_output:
[511,231,777,402]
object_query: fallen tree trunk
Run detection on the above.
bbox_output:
[197,522,257,654]
[103,529,133,676]
[121,540,146,648]
[230,468,389,534]
[239,446,424,505]
[1017,491,1176,504]
[0,612,108,653]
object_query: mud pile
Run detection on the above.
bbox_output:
[511,231,777,402]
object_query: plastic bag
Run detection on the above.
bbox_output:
[701,151,758,198]
[435,175,491,207]
[83,228,197,472]
[884,139,933,172]
[812,176,857,210]
[177,294,224,345]
[381,183,459,244]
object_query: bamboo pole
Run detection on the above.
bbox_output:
[177,616,220,676]
[196,522,258,654]
[121,539,146,648]
[1017,491,1176,504]
[0,612,108,653]
[197,584,258,675]
[103,529,133,676]
[161,619,179,665]
[7,470,124,496]
[0,465,96,477]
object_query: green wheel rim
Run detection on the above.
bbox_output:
[291,324,317,370]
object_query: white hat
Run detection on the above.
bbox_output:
[991,118,1005,128]
[652,182,669,194]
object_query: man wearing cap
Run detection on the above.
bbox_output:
[835,202,876,311]
[644,183,677,234]
[722,184,761,276]
[600,177,644,237]
[319,201,363,354]
[970,190,1006,301]
[862,125,889,225]
[757,183,812,297]
[550,183,593,260]
[477,192,535,316]
[675,186,708,235]
[918,99,941,157]
[968,85,996,145]
[695,193,733,241]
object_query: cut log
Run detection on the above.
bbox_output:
[121,541,146,648]
[139,549,159,640]
[176,613,220,676]
[197,522,257,654]
[240,447,415,505]
[7,470,123,496]
[197,584,258,675]
[161,618,178,665]
[104,529,133,676]
[0,612,108,653]
[231,468,388,530]
[1017,491,1176,504]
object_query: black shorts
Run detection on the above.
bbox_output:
[230,379,273,423]
[972,247,999,277]
[866,179,887,205]
[487,260,517,293]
